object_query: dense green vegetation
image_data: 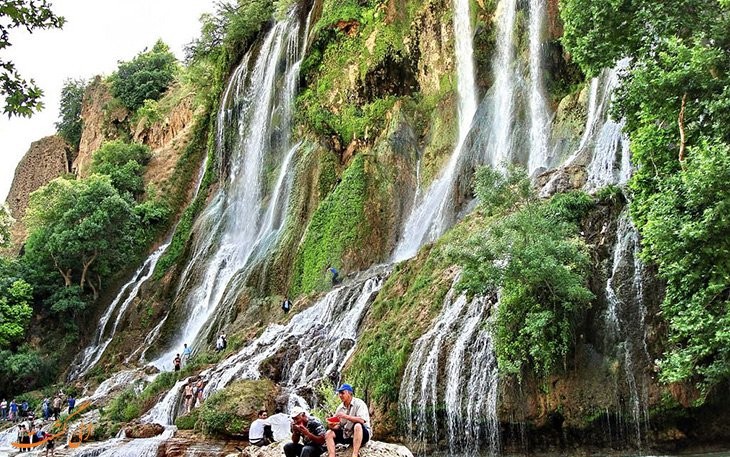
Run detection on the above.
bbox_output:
[110,40,177,112]
[452,168,594,379]
[290,154,369,296]
[0,0,65,117]
[561,0,730,395]
[55,78,87,150]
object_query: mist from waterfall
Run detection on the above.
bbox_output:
[391,0,478,262]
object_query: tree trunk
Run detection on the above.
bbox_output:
[52,254,72,287]
[80,251,98,293]
[678,93,687,163]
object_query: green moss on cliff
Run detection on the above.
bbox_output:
[290,154,369,296]
[198,379,277,437]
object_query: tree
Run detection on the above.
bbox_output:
[0,257,32,348]
[89,140,151,198]
[55,78,87,150]
[24,175,141,300]
[452,167,594,379]
[0,0,64,117]
[0,204,13,248]
[560,0,730,393]
[110,40,178,112]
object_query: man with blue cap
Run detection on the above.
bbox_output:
[325,384,371,457]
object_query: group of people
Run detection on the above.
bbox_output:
[251,384,370,457]
[14,418,55,455]
[1,393,72,423]
[173,342,196,371]
[182,378,206,414]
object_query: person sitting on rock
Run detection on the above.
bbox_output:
[325,384,371,457]
[285,406,326,457]
[249,409,274,446]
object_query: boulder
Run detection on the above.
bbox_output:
[124,422,165,438]
[237,441,413,457]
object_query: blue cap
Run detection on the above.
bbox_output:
[337,384,354,393]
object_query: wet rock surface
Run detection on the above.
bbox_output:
[124,422,165,438]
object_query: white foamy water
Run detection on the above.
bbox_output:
[391,0,478,261]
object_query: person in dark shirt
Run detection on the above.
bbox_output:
[282,296,292,313]
[284,406,326,457]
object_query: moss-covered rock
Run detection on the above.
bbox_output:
[198,379,278,438]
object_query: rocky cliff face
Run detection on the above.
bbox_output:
[74,76,128,177]
[4,135,72,250]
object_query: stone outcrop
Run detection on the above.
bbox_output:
[4,135,72,248]
[235,441,414,457]
[123,422,165,438]
[75,76,127,177]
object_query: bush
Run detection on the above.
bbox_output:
[90,140,151,198]
[110,40,177,112]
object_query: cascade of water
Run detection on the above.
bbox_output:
[400,282,467,444]
[445,296,488,453]
[485,0,518,170]
[68,242,170,380]
[149,269,388,427]
[400,279,501,454]
[151,10,307,368]
[391,0,478,262]
[464,311,500,456]
[604,211,650,448]
[204,270,388,393]
[527,0,551,174]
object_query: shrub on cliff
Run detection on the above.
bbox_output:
[452,167,594,379]
[55,78,87,150]
[89,140,151,198]
[110,40,177,112]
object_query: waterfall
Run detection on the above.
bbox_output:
[204,269,388,393]
[604,210,650,448]
[527,0,551,174]
[391,0,478,262]
[399,276,500,454]
[150,9,307,369]
[484,0,518,171]
[68,242,170,380]
[147,268,388,426]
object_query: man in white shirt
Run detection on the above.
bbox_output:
[325,384,371,457]
[249,409,273,446]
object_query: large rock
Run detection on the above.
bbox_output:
[236,441,414,457]
[75,76,126,177]
[124,422,165,438]
[4,134,72,249]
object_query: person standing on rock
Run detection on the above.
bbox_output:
[51,396,61,421]
[173,354,182,372]
[182,343,192,366]
[282,296,292,314]
[184,383,194,413]
[285,406,326,457]
[325,384,371,457]
[249,409,274,446]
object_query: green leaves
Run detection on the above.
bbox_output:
[640,142,730,391]
[0,278,33,348]
[110,40,177,112]
[0,0,64,118]
[55,78,87,150]
[452,167,594,379]
[90,140,152,198]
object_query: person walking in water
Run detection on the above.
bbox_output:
[325,384,371,457]
[282,296,292,313]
